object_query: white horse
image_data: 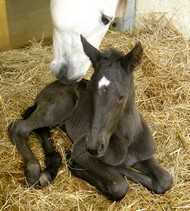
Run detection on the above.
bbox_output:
[50,0,127,83]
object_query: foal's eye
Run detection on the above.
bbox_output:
[118,95,125,102]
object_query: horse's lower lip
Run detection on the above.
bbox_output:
[76,76,83,82]
[59,76,83,84]
[57,75,77,84]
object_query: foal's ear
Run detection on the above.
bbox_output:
[121,42,143,72]
[80,35,102,68]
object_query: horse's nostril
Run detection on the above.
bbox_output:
[56,70,78,84]
[57,75,72,84]
[50,60,68,77]
[60,63,68,71]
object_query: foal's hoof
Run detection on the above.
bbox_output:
[39,172,51,187]
[154,171,173,194]
[39,151,62,187]
[24,161,41,188]
[39,169,59,187]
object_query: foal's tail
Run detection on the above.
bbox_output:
[21,104,37,119]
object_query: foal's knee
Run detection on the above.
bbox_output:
[107,179,128,201]
[8,120,29,143]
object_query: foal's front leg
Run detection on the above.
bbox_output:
[118,157,173,194]
[34,127,62,187]
[67,140,128,201]
[8,108,66,187]
[8,118,41,187]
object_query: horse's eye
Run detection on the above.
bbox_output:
[101,14,112,25]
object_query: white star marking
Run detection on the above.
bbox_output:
[98,76,111,89]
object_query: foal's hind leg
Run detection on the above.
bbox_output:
[119,157,173,194]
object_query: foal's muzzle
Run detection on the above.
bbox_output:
[86,132,108,157]
[87,143,105,156]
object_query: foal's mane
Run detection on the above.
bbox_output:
[101,48,124,65]
[116,0,127,17]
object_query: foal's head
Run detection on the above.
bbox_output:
[81,35,143,157]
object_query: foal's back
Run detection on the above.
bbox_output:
[35,78,91,142]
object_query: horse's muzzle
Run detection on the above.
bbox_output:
[51,61,83,84]
[56,72,83,84]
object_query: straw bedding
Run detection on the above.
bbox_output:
[0,16,190,210]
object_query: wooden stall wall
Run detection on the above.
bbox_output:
[0,0,52,50]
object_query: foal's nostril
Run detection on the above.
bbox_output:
[87,144,105,156]
[87,148,99,156]
[98,144,104,154]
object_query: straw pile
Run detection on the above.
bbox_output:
[0,16,190,210]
